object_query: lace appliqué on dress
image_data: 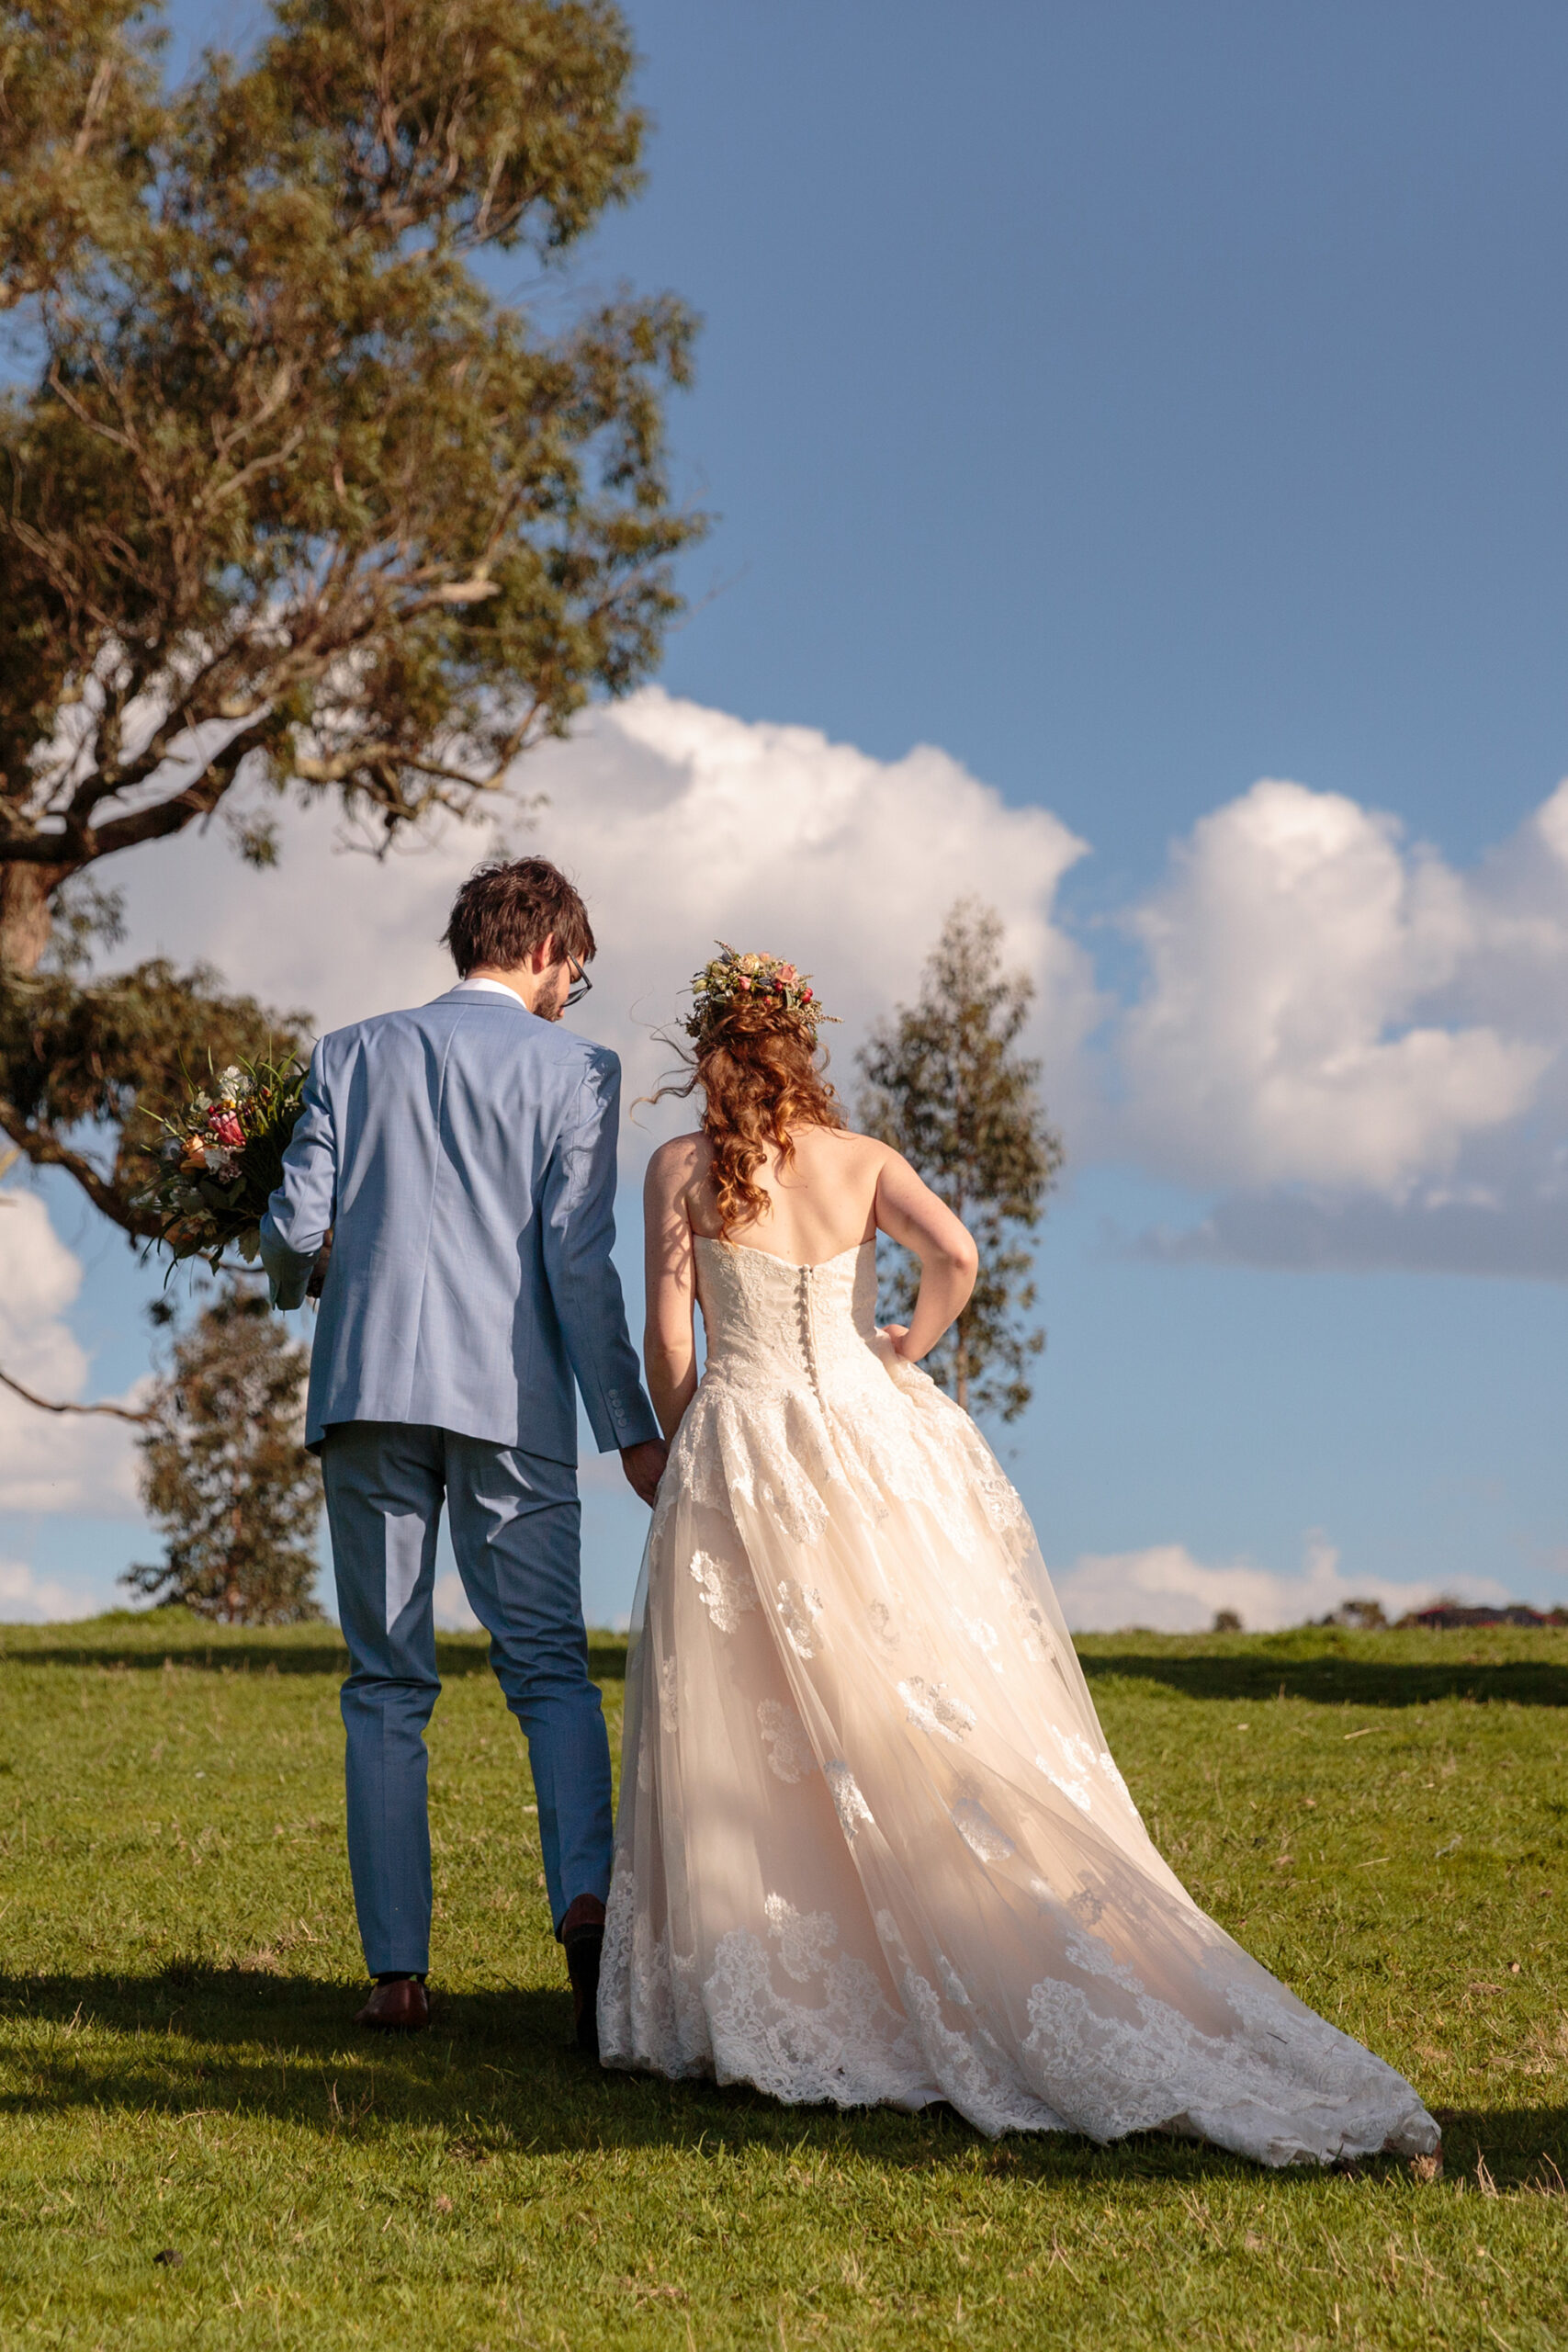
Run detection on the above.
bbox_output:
[690,1547,758,1632]
[951,1797,1015,1863]
[776,1579,824,1658]
[758,1698,817,1783]
[704,1929,938,2111]
[824,1762,874,1838]
[1020,1947,1438,2163]
[898,1678,976,1745]
[599,1862,707,2080]
[764,1893,840,1982]
[899,1965,1067,2136]
[866,1598,902,1651]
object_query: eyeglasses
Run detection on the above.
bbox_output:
[564,955,592,1011]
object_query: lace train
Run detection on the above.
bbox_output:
[600,1238,1439,2169]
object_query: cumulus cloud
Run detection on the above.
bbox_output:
[1105,777,1568,1272]
[1113,780,1550,1194]
[105,692,1568,1273]
[0,1192,141,1515]
[114,685,1102,1150]
[1053,1534,1509,1635]
[0,1558,103,1623]
[433,1572,480,1633]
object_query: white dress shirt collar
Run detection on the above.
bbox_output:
[448,976,527,1004]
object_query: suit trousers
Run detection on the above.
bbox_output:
[320,1420,613,1975]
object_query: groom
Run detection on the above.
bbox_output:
[260,856,665,2051]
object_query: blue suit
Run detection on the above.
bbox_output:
[260,983,660,1973]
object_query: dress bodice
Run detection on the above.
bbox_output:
[694,1237,882,1396]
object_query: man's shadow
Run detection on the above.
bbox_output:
[0,1964,1559,2187]
[0,1636,628,1681]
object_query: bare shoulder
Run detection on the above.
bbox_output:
[794,1124,899,1175]
[645,1130,711,1194]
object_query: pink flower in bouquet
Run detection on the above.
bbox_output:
[207,1108,244,1150]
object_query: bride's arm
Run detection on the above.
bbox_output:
[873,1148,979,1363]
[643,1139,701,1441]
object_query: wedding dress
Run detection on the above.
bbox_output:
[599,1238,1439,2168]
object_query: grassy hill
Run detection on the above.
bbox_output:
[2,1613,1565,2346]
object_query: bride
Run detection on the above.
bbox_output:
[598,948,1439,2170]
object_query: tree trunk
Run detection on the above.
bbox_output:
[0,863,66,973]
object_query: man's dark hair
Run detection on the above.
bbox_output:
[441,858,596,977]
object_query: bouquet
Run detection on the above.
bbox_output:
[138,1055,307,1271]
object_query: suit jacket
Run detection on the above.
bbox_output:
[258,986,660,1461]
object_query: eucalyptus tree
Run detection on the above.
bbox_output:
[858,900,1062,1422]
[127,1284,323,1623]
[0,0,702,1235]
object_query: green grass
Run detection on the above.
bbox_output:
[3,1612,1568,2347]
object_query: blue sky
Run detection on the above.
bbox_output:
[4,0,1568,1630]
[579,0,1568,872]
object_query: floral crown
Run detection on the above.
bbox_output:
[685,944,836,1043]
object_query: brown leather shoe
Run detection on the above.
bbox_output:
[559,1894,606,2057]
[354,1976,430,2031]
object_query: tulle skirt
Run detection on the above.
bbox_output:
[600,1340,1439,2168]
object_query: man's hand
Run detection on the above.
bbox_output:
[305,1231,334,1300]
[620,1439,668,1507]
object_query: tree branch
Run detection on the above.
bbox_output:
[0,1363,152,1425]
[0,1101,151,1237]
[62,718,279,865]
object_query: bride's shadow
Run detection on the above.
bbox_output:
[1080,1651,1568,1711]
[0,1965,1557,2186]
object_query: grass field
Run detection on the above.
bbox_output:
[3,1612,1567,2348]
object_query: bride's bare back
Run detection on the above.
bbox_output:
[642,1124,977,1441]
[672,1124,885,1263]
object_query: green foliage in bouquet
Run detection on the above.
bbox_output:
[0,888,310,1241]
[138,1054,309,1271]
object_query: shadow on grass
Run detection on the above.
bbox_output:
[0,1640,627,1683]
[1083,1653,1568,1711]
[0,1963,1452,2185]
[2,1965,1559,2188]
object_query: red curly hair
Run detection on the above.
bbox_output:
[659,994,844,1234]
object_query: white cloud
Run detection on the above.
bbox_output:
[114,685,1102,1149]
[103,693,1568,1273]
[1053,1534,1510,1635]
[0,1558,104,1623]
[433,1572,480,1632]
[0,1192,141,1514]
[1112,780,1551,1195]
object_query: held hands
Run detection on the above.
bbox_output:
[620,1438,668,1507]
